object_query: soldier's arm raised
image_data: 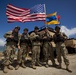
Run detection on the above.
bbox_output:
[62,33,68,39]
[4,31,13,38]
[30,32,38,40]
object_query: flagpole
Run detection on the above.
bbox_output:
[44,4,46,15]
[44,4,48,28]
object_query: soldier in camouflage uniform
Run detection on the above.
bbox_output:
[53,26,69,70]
[30,26,42,69]
[42,28,56,68]
[15,28,30,70]
[3,26,20,73]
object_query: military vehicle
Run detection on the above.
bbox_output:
[65,39,76,53]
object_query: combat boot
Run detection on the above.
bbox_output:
[66,65,69,70]
[45,64,49,68]
[15,65,20,70]
[32,65,36,69]
[37,63,42,67]
[52,63,57,67]
[3,66,8,73]
[21,63,26,68]
[57,63,62,69]
[8,65,13,70]
[66,65,72,72]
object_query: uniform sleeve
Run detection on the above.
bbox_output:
[53,33,57,42]
[45,30,53,38]
[4,31,12,38]
[18,34,21,46]
[28,34,30,38]
[30,32,38,40]
[62,33,68,39]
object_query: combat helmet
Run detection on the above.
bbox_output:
[15,26,20,30]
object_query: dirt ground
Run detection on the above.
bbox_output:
[0,54,76,75]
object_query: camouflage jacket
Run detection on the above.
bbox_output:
[20,33,31,46]
[30,32,41,46]
[53,32,68,43]
[4,31,21,46]
[42,30,53,42]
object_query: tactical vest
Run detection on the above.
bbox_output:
[54,33,65,43]
[42,33,52,42]
[32,32,41,42]
[20,33,30,45]
[6,31,19,44]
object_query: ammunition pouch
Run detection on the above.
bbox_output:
[54,34,65,43]
[14,39,18,44]
[6,38,14,42]
[43,38,52,42]
[36,37,42,41]
[32,37,42,42]
[6,38,18,48]
[20,39,30,45]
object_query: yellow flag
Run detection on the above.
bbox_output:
[45,12,60,25]
[45,20,60,25]
[46,12,57,17]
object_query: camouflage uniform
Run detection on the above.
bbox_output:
[53,26,69,69]
[15,30,30,70]
[30,27,42,69]
[3,26,20,73]
[42,29,56,67]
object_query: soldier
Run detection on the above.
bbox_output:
[53,26,69,70]
[15,28,30,70]
[3,26,20,73]
[42,28,56,68]
[30,26,42,69]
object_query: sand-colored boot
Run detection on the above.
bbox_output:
[21,63,26,68]
[52,63,57,67]
[32,65,36,69]
[57,63,62,69]
[37,63,42,67]
[15,64,20,70]
[3,66,8,73]
[8,65,13,70]
[66,65,69,70]
[66,65,72,72]
[45,64,49,68]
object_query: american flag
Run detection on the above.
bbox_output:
[6,4,46,23]
[23,4,46,22]
[6,4,30,23]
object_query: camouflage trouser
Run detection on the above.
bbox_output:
[17,45,27,64]
[56,42,69,65]
[43,42,55,65]
[32,45,40,65]
[3,44,16,66]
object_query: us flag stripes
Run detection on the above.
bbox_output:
[6,4,30,23]
[6,4,46,23]
[23,4,46,22]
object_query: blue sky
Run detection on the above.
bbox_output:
[0,0,76,46]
